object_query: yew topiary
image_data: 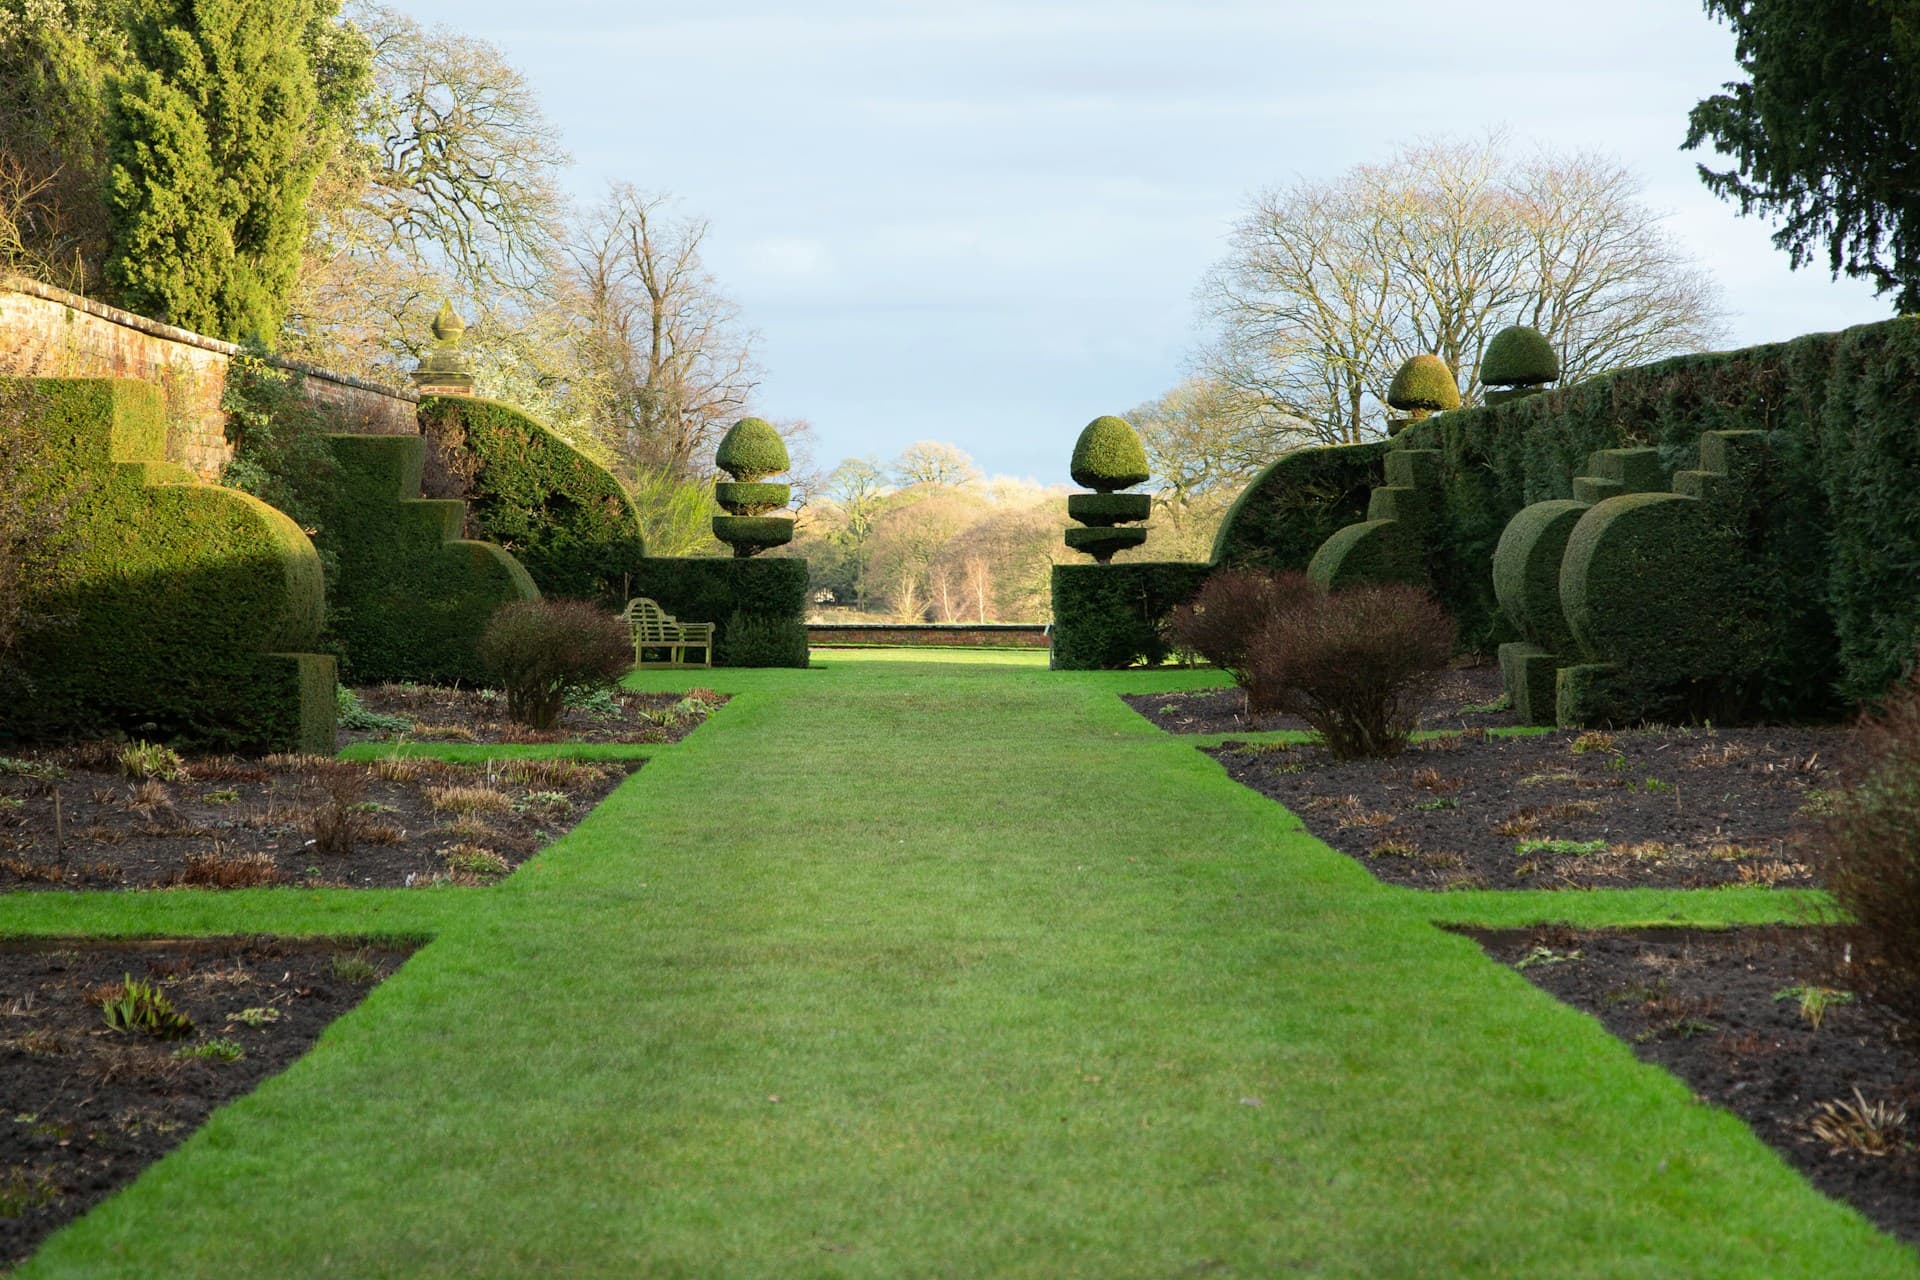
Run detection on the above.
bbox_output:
[1480,325,1560,388]
[715,418,790,482]
[712,419,795,557]
[1069,415,1150,492]
[1386,354,1462,414]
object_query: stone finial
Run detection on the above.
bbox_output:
[411,301,475,395]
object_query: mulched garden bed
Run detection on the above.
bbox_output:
[0,934,416,1268]
[1125,662,1518,735]
[1466,925,1920,1245]
[1207,724,1841,890]
[340,684,724,747]
[0,746,639,892]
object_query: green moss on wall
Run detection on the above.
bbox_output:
[417,397,647,604]
[4,378,335,752]
[313,433,538,685]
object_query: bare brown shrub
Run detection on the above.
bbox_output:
[1164,569,1322,708]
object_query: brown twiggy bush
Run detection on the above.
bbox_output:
[477,600,632,732]
[304,763,369,857]
[1244,583,1455,759]
[1164,569,1322,706]
[1809,673,1920,1024]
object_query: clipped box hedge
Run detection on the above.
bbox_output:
[627,557,810,668]
[417,396,648,604]
[3,379,335,753]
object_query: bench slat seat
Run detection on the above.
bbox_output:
[619,597,714,669]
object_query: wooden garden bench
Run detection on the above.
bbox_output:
[620,597,715,669]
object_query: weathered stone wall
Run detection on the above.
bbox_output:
[0,275,417,481]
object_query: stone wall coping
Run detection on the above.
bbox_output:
[0,273,418,404]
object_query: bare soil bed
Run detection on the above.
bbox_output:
[1467,925,1920,1245]
[0,934,416,1268]
[0,747,638,892]
[341,684,723,747]
[1206,724,1841,890]
[1125,662,1518,736]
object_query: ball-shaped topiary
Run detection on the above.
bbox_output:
[1069,415,1150,492]
[1480,325,1560,388]
[1386,355,1461,413]
[715,417,790,482]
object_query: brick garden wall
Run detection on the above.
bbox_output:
[0,275,417,481]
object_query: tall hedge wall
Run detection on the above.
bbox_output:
[416,396,647,604]
[1210,441,1389,570]
[627,557,810,668]
[1049,563,1211,670]
[312,434,538,685]
[1372,315,1920,711]
[3,379,336,753]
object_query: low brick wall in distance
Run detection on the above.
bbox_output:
[807,623,1050,649]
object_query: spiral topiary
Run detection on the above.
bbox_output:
[1064,414,1151,562]
[712,418,793,557]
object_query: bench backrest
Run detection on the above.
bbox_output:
[622,597,680,643]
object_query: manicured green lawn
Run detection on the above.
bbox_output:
[3,650,1913,1277]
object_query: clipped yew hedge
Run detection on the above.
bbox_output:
[1388,314,1920,712]
[3,379,336,752]
[417,397,647,604]
[627,557,810,668]
[1049,562,1210,670]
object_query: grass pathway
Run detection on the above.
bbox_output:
[3,651,1914,1277]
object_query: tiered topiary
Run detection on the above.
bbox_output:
[1480,325,1559,405]
[711,417,794,558]
[1385,354,1461,435]
[1064,415,1151,563]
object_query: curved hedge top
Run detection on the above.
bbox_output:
[716,417,790,482]
[1069,415,1150,491]
[1387,354,1462,411]
[1481,326,1560,387]
[417,396,647,604]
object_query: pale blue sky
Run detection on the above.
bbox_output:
[395,0,1887,482]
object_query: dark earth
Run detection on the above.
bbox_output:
[1467,925,1920,1246]
[0,934,417,1269]
[340,685,724,747]
[1205,724,1840,890]
[1124,662,1520,736]
[0,748,640,892]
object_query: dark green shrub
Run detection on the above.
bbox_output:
[416,397,648,605]
[2,378,336,753]
[1063,525,1148,563]
[1049,562,1210,669]
[1811,673,1920,1023]
[1211,441,1387,572]
[1165,569,1321,699]
[477,599,632,732]
[721,609,810,668]
[627,557,809,668]
[715,418,790,481]
[712,516,796,557]
[1066,493,1152,526]
[1387,355,1461,412]
[714,482,791,515]
[1069,415,1150,491]
[1245,584,1455,758]
[312,434,537,686]
[1480,326,1559,387]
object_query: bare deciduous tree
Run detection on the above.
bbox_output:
[568,184,759,479]
[892,440,982,489]
[1200,136,1727,445]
